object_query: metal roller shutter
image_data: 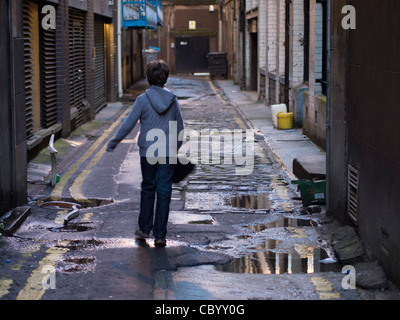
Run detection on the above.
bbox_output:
[23,1,35,139]
[94,18,106,113]
[40,18,57,128]
[69,9,86,127]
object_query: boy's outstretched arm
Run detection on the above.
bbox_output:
[106,96,143,152]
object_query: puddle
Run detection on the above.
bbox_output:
[247,218,317,232]
[38,199,114,209]
[39,201,81,210]
[236,235,252,239]
[65,256,95,264]
[56,239,104,251]
[61,256,96,273]
[270,176,290,200]
[215,246,340,275]
[48,223,93,233]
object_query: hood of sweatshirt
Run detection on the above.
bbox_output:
[145,85,176,114]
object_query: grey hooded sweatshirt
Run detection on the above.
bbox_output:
[106,85,184,159]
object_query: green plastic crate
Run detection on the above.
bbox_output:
[292,179,326,206]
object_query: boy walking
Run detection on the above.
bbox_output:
[107,60,184,247]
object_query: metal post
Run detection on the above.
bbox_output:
[48,134,58,187]
[117,0,123,98]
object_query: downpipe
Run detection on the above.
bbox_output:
[117,0,123,99]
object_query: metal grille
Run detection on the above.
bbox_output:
[40,22,57,128]
[23,1,34,138]
[94,18,106,113]
[348,165,359,225]
[69,9,86,127]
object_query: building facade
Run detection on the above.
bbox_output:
[234,0,328,149]
[1,0,163,216]
[23,0,119,150]
[329,0,400,287]
[0,0,120,215]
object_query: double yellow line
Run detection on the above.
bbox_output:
[11,108,132,300]
[51,107,130,204]
[16,245,68,300]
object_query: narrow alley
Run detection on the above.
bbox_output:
[1,0,400,312]
[1,76,399,303]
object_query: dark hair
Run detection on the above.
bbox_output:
[146,60,169,87]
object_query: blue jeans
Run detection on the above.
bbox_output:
[139,157,174,239]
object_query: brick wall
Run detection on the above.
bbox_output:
[303,0,326,149]
[291,0,305,87]
[257,0,266,97]
[267,0,277,74]
[314,2,323,95]
[264,0,286,104]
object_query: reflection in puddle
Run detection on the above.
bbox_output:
[270,176,290,200]
[229,191,293,211]
[215,246,340,275]
[247,218,317,232]
[230,193,272,209]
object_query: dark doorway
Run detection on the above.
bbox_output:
[249,32,258,90]
[175,36,209,73]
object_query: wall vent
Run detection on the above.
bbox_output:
[347,165,359,225]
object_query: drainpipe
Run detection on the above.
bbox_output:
[284,0,291,107]
[240,0,246,90]
[117,0,123,98]
[325,0,331,210]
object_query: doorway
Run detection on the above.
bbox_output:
[175,36,209,73]
[249,32,258,90]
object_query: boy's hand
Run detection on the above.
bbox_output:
[106,141,118,152]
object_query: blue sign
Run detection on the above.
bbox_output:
[122,0,162,29]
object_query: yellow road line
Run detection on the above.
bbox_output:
[0,279,13,299]
[16,244,68,300]
[54,209,69,225]
[69,143,108,204]
[310,276,341,300]
[51,107,130,201]
[70,109,140,204]
[288,227,307,239]
[81,212,93,221]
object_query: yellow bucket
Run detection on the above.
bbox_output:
[277,112,294,130]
